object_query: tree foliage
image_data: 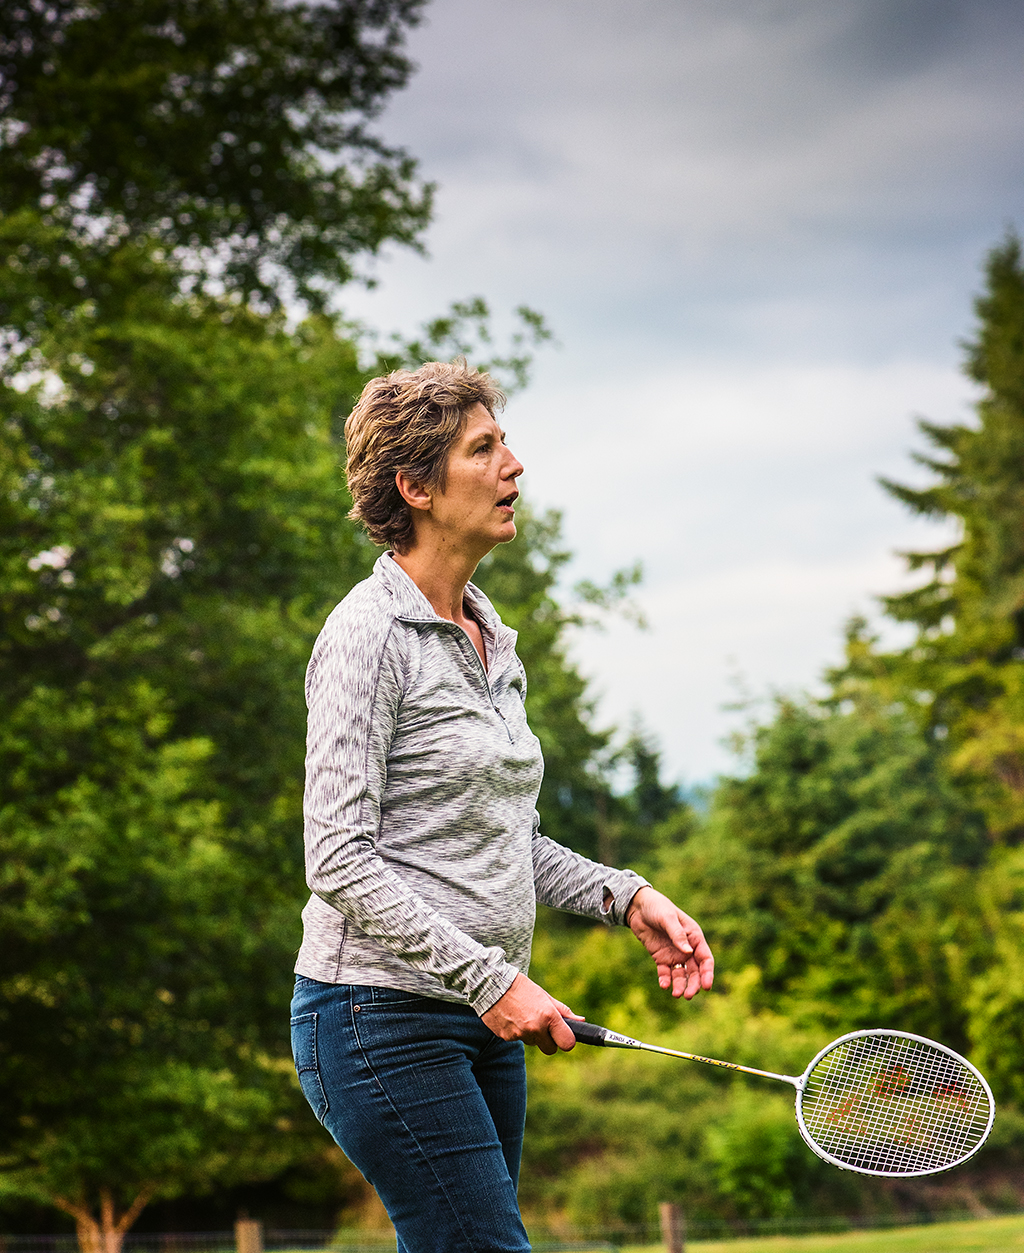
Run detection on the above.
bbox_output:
[671,235,1024,1085]
[0,0,432,306]
[0,682,300,1251]
[1,4,431,1236]
[0,192,585,1253]
[0,246,376,1245]
[0,0,667,1240]
[844,236,1024,838]
[682,694,985,1044]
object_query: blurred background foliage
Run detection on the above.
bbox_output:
[2,1,1024,1245]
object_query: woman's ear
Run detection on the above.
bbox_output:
[395,470,432,512]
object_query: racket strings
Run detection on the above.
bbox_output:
[799,1033,992,1175]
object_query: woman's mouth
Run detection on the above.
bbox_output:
[497,493,518,511]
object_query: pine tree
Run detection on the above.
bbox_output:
[842,235,1024,839]
[681,694,985,1044]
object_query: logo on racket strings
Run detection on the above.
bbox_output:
[871,1064,910,1098]
[931,1080,972,1111]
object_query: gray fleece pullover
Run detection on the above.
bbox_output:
[295,553,649,1014]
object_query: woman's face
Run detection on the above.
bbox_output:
[430,403,524,556]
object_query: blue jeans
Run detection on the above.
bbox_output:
[290,977,530,1253]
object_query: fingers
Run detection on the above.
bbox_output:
[553,999,585,1022]
[631,890,715,1000]
[658,954,699,999]
[677,942,714,1000]
[548,1013,578,1053]
[694,935,716,991]
[533,1012,577,1054]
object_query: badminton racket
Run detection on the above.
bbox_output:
[564,1019,994,1178]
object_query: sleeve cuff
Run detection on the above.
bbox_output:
[469,962,520,1016]
[599,870,651,927]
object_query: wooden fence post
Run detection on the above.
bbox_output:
[659,1201,685,1253]
[234,1218,263,1253]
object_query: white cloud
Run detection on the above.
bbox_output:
[570,546,940,783]
[501,357,967,779]
[509,358,973,575]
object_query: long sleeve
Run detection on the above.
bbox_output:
[530,815,650,926]
[302,610,518,1014]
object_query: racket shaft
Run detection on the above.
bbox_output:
[640,1042,797,1085]
[564,1018,798,1085]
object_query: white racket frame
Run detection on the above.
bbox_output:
[579,1023,995,1178]
[790,1028,996,1177]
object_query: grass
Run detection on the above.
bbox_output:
[621,1212,1024,1253]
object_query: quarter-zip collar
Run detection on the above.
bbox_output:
[375,552,518,676]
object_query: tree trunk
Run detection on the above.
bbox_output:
[53,1185,156,1253]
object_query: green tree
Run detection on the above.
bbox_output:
[1,7,674,1236]
[0,268,577,1243]
[612,727,690,870]
[0,683,302,1253]
[0,250,375,1247]
[0,230,593,1251]
[844,235,1024,839]
[703,1091,813,1220]
[521,235,1024,1230]
[813,234,1024,1101]
[0,0,432,306]
[0,4,437,1233]
[965,844,1024,1106]
[675,235,1024,1048]
[674,692,986,1045]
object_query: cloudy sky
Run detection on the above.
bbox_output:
[341,0,1024,783]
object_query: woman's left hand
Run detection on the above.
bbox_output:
[625,886,714,1000]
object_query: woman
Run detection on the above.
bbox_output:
[291,361,714,1252]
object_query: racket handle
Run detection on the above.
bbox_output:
[562,1018,641,1049]
[564,1019,611,1046]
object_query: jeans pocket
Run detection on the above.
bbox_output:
[367,986,430,1006]
[291,1011,329,1124]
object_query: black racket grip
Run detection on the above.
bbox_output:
[563,1018,614,1047]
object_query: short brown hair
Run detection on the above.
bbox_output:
[344,360,506,553]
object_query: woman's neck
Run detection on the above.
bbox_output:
[392,543,480,623]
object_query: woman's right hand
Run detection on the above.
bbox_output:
[481,973,581,1055]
